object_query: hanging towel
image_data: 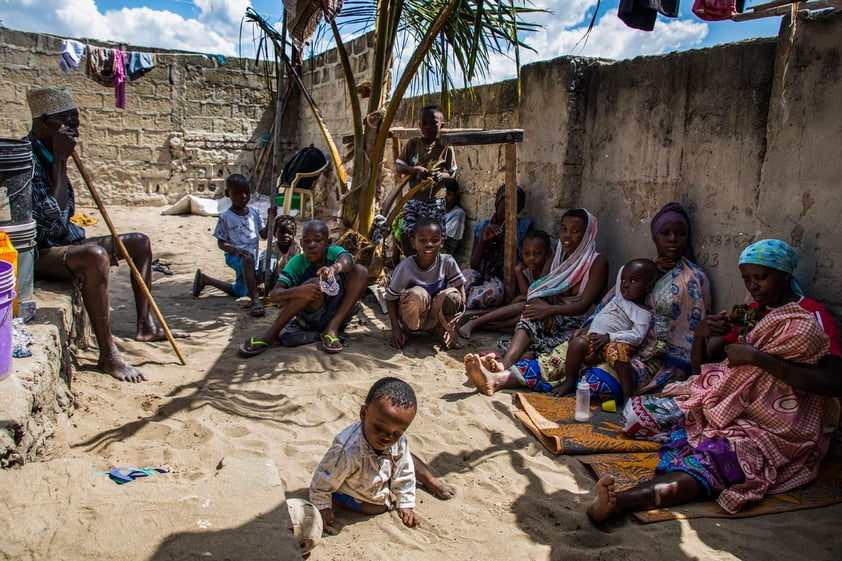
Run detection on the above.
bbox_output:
[86,47,116,87]
[59,40,86,73]
[692,0,737,21]
[113,49,126,109]
[128,52,155,81]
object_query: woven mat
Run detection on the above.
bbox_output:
[577,453,842,523]
[512,393,660,455]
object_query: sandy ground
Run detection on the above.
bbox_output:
[5,205,842,561]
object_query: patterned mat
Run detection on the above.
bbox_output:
[578,453,842,523]
[512,393,660,455]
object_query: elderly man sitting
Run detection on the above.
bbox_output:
[26,86,187,382]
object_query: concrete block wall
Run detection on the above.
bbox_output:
[0,28,275,205]
[282,33,377,217]
[379,12,842,316]
[2,11,841,315]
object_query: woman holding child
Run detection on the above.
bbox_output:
[465,202,710,402]
[495,208,609,365]
[463,208,608,393]
[590,239,842,522]
[589,202,711,396]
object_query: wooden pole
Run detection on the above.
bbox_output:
[504,142,518,301]
[264,8,288,288]
[71,151,187,366]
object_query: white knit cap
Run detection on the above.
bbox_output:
[27,86,77,118]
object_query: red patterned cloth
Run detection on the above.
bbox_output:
[675,303,839,513]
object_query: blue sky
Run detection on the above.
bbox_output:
[1,1,781,83]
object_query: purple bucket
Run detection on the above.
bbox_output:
[0,260,15,381]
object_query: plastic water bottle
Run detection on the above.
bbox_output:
[574,376,591,422]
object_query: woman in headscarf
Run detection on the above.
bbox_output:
[591,239,842,523]
[581,202,712,403]
[488,208,609,370]
[469,202,705,398]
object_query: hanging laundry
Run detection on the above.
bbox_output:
[59,39,86,73]
[692,0,740,21]
[86,47,125,109]
[86,47,116,87]
[113,49,126,109]
[283,0,344,50]
[127,52,156,81]
[618,0,680,32]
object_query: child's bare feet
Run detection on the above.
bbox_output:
[419,478,456,500]
[587,476,617,524]
[478,353,502,372]
[464,353,502,395]
[458,318,475,339]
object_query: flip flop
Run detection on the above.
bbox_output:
[250,302,266,317]
[238,337,270,358]
[192,269,202,297]
[106,466,168,485]
[152,258,173,275]
[321,333,343,354]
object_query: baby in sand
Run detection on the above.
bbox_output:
[310,377,455,530]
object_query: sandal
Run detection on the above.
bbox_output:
[321,333,343,354]
[152,257,173,275]
[249,302,266,317]
[192,269,203,297]
[238,337,271,358]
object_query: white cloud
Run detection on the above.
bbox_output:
[484,11,708,83]
[1,0,254,56]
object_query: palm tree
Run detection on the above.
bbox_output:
[247,1,543,235]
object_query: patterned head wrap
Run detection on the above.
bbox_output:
[738,239,803,296]
[528,209,599,300]
[650,202,696,262]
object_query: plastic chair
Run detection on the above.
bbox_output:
[275,160,329,219]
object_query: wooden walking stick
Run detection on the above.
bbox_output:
[71,151,187,365]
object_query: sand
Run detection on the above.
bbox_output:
[3,205,841,561]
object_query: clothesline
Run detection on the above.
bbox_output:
[57,37,231,110]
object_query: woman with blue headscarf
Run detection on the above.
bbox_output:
[593,239,842,524]
[690,239,840,374]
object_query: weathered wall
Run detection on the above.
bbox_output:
[0,28,275,204]
[578,39,777,309]
[383,12,841,314]
[285,33,377,219]
[755,12,842,319]
[2,11,841,314]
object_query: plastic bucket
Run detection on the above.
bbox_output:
[3,220,36,309]
[0,260,15,381]
[0,139,34,227]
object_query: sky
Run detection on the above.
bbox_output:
[0,0,782,85]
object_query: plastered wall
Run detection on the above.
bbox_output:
[386,12,841,316]
[3,10,841,317]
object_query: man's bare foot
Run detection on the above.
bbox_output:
[464,353,501,396]
[587,476,617,524]
[135,326,190,342]
[419,478,456,500]
[98,353,146,383]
